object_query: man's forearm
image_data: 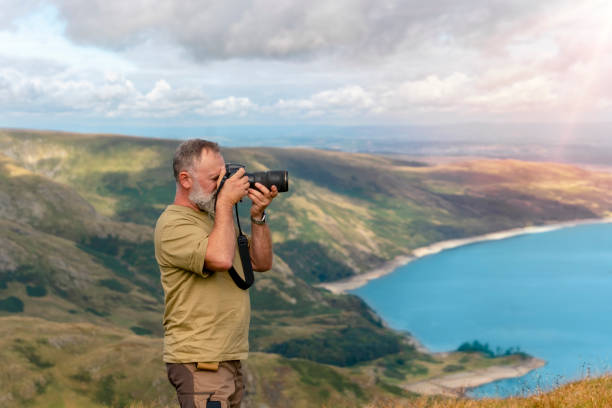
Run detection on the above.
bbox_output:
[204,202,237,271]
[250,222,273,271]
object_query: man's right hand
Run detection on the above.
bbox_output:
[216,167,249,209]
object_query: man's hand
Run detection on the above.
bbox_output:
[248,183,278,218]
[216,168,250,210]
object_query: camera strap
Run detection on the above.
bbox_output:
[213,177,254,290]
[227,203,254,290]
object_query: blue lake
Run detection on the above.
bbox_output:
[351,222,612,397]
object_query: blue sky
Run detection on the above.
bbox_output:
[1,0,612,135]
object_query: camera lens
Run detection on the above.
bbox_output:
[249,170,288,192]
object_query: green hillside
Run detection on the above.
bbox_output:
[0,316,534,408]
[2,128,612,407]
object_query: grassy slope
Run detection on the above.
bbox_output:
[4,129,612,283]
[368,375,612,408]
[0,130,438,406]
[0,316,538,408]
[2,129,612,407]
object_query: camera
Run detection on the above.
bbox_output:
[223,163,289,193]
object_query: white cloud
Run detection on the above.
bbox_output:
[276,86,375,117]
[0,68,211,117]
[382,73,471,110]
[466,77,558,112]
[199,96,258,116]
[145,80,172,102]
[2,0,612,124]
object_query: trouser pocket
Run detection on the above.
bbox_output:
[177,392,218,408]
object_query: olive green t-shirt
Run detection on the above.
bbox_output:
[154,204,250,363]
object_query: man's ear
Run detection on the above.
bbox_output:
[178,171,192,190]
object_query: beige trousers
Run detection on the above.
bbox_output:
[166,361,245,408]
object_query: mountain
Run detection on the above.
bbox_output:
[68,123,612,167]
[2,128,612,407]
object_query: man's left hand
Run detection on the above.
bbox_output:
[248,183,278,219]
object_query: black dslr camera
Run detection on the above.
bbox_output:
[223,163,289,193]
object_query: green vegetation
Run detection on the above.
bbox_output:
[26,284,47,297]
[275,240,356,282]
[94,375,118,406]
[0,317,177,407]
[2,129,612,407]
[130,326,153,336]
[457,340,526,359]
[13,338,54,368]
[267,327,403,366]
[443,364,465,373]
[375,378,415,397]
[98,278,131,293]
[0,296,24,312]
[285,359,365,399]
[70,367,92,383]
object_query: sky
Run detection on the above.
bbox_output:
[1,0,612,135]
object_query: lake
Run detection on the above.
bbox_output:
[351,222,612,397]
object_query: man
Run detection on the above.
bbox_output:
[154,139,277,408]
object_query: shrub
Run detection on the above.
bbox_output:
[95,375,115,406]
[443,364,465,373]
[267,327,401,366]
[275,240,355,283]
[0,296,24,312]
[98,278,130,293]
[13,339,54,368]
[130,326,153,336]
[70,367,92,383]
[457,340,523,358]
[285,359,365,399]
[26,284,47,297]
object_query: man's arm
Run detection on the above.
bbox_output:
[248,183,278,272]
[204,168,250,271]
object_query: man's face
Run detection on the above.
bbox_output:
[188,149,225,213]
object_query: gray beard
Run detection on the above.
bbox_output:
[189,184,216,216]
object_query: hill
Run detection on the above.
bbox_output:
[0,316,542,408]
[2,128,612,407]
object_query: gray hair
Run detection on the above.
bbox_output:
[173,139,220,181]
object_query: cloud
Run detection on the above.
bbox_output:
[2,0,612,124]
[382,73,471,110]
[0,63,265,119]
[0,64,600,122]
[276,86,374,114]
[198,96,258,116]
[0,0,43,26]
[0,68,210,117]
[7,0,566,62]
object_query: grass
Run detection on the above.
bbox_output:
[365,374,612,408]
[0,316,176,407]
[126,374,612,407]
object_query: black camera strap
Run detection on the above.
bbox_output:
[213,175,254,290]
[228,203,254,290]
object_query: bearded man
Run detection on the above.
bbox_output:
[154,139,277,408]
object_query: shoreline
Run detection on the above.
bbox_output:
[317,216,611,397]
[403,357,547,397]
[317,217,612,294]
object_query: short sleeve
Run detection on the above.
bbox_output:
[157,219,209,278]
